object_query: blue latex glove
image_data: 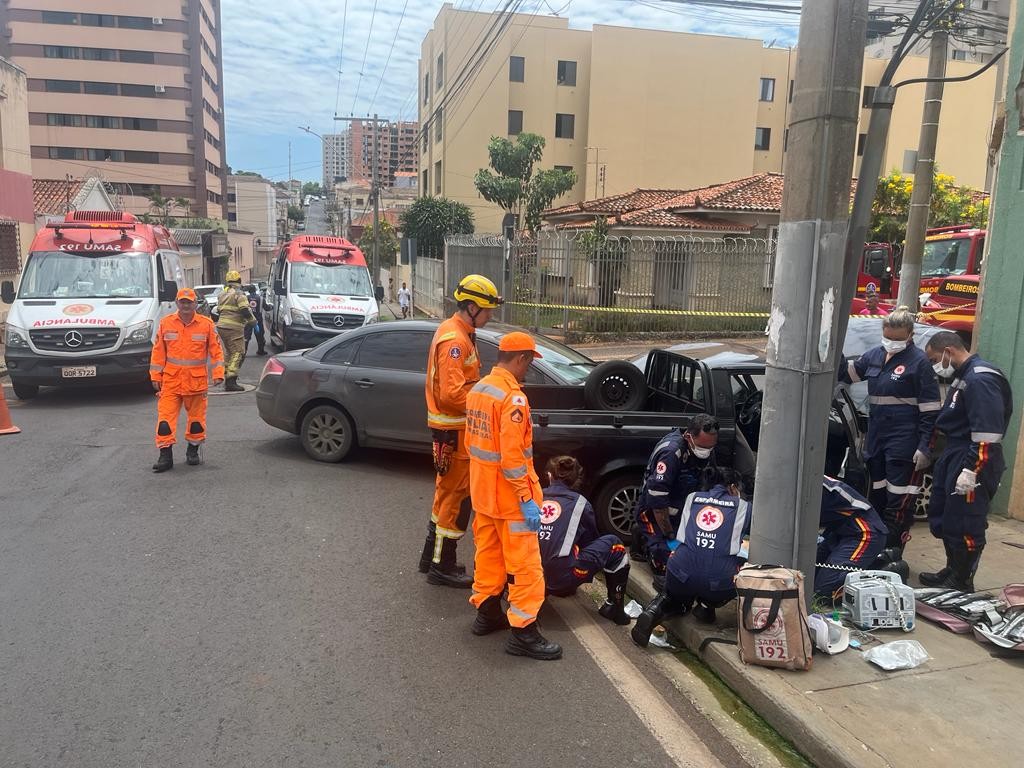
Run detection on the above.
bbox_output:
[667,539,680,552]
[519,500,542,532]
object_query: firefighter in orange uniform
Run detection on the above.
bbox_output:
[150,288,225,472]
[466,332,562,661]
[418,275,502,588]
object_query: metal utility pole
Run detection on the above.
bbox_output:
[897,29,948,308]
[750,0,867,588]
[335,115,389,282]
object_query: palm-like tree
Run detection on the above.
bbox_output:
[174,196,192,227]
[146,192,172,225]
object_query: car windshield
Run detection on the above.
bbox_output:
[922,238,969,278]
[288,263,371,296]
[195,285,220,298]
[18,250,153,299]
[528,333,595,384]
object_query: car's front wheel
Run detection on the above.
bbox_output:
[300,405,355,462]
[11,379,38,400]
[594,472,642,541]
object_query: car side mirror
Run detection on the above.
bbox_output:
[274,279,285,296]
[1,280,14,304]
[158,280,177,302]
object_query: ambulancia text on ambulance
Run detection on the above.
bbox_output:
[266,235,378,350]
[1,211,188,399]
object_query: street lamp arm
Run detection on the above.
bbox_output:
[299,126,325,142]
[893,47,1008,89]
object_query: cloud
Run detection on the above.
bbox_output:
[221,0,799,180]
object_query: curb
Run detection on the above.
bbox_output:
[627,566,889,768]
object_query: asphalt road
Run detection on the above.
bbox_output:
[0,356,753,768]
[305,199,328,235]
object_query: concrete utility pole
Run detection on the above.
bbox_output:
[335,114,388,281]
[750,0,867,587]
[897,29,948,308]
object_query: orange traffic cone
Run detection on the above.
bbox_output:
[0,382,20,435]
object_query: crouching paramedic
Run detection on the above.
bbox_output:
[150,288,225,472]
[417,275,501,588]
[539,456,630,625]
[466,332,561,661]
[632,467,751,648]
[815,476,888,603]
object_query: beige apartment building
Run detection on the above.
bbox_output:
[0,56,35,327]
[0,0,228,218]
[420,5,999,233]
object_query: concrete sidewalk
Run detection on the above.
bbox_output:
[627,516,1024,768]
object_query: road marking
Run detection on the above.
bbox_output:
[554,597,724,768]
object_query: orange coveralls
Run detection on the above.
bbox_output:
[424,313,480,562]
[465,367,545,628]
[150,312,225,448]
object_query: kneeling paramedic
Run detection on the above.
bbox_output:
[466,332,562,660]
[539,456,630,625]
[632,467,751,647]
[815,477,888,603]
[920,332,1013,592]
[634,414,718,588]
[418,274,502,588]
[215,270,256,391]
[150,288,224,472]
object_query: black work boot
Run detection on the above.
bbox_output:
[505,622,562,660]
[631,592,673,648]
[598,566,631,625]
[919,541,955,586]
[224,377,243,392]
[152,447,173,473]
[418,521,437,574]
[472,595,510,636]
[185,443,201,466]
[426,538,473,588]
[692,603,717,624]
[652,571,666,593]
[949,546,983,593]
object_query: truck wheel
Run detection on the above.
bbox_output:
[11,379,38,400]
[584,360,648,411]
[594,473,642,541]
[300,405,355,462]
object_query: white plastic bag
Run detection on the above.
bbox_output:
[862,640,929,670]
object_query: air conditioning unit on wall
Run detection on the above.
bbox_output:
[154,85,167,93]
[152,17,164,25]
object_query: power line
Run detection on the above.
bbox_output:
[333,0,350,120]
[368,0,411,114]
[350,0,380,115]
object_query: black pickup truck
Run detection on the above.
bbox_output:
[531,349,868,539]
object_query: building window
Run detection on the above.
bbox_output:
[47,114,82,127]
[857,133,867,156]
[755,127,771,150]
[0,222,21,275]
[121,84,160,98]
[784,128,789,152]
[48,147,84,160]
[557,60,577,86]
[554,113,575,139]
[508,110,523,135]
[44,46,79,59]
[42,11,78,24]
[436,53,444,88]
[759,77,775,102]
[509,56,525,83]
[422,131,427,154]
[84,81,118,95]
[952,49,968,61]
[45,80,80,93]
[423,72,430,104]
[434,161,442,194]
[788,79,794,103]
[117,16,153,30]
[80,13,117,27]
[120,50,156,64]
[84,48,117,61]
[435,108,443,142]
[86,148,124,162]
[554,165,573,176]
[862,85,876,109]
[422,170,429,195]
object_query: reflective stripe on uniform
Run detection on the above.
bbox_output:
[166,356,208,367]
[973,366,1003,377]
[871,479,887,490]
[886,482,920,495]
[428,411,466,426]
[869,395,918,406]
[847,360,861,383]
[435,525,466,540]
[972,432,1003,443]
[470,382,507,401]
[523,447,533,459]
[919,401,941,412]
[503,465,527,480]
[508,603,535,621]
[648,489,669,497]
[469,445,501,463]
[150,364,164,372]
[509,520,532,534]
[557,495,588,558]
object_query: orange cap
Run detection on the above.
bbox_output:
[499,331,542,358]
[176,287,197,302]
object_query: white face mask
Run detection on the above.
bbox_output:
[690,445,713,460]
[933,352,955,379]
[881,338,907,354]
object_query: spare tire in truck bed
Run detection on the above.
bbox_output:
[583,360,649,411]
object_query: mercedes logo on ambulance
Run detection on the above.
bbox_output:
[64,330,84,348]
[333,315,346,328]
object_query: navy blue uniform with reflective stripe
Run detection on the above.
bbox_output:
[928,355,1013,551]
[540,481,627,595]
[666,485,750,607]
[815,477,887,600]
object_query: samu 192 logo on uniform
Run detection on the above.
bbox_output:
[540,500,562,524]
[696,505,724,532]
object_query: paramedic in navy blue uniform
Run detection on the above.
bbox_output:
[539,456,631,625]
[632,467,750,648]
[840,307,941,552]
[634,414,718,589]
[816,476,888,602]
[920,332,1012,592]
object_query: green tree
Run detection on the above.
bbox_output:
[174,196,191,226]
[301,181,323,198]
[146,192,172,225]
[474,133,577,233]
[358,220,400,267]
[869,169,990,243]
[287,204,305,223]
[399,196,474,258]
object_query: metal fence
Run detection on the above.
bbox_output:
[440,230,777,339]
[413,255,445,318]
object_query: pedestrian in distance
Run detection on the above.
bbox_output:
[215,270,256,391]
[815,476,888,603]
[244,284,267,356]
[538,456,631,625]
[840,306,940,562]
[466,332,562,661]
[858,286,889,316]
[632,467,752,648]
[149,288,224,472]
[920,331,1013,592]
[633,414,719,591]
[418,275,504,588]
[398,281,412,319]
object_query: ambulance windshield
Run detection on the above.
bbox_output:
[288,263,372,296]
[18,251,153,299]
[921,239,969,278]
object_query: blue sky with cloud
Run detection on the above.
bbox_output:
[221,0,799,182]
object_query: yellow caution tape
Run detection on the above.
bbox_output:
[918,301,976,320]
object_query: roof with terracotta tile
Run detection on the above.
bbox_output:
[544,188,689,217]
[616,208,751,232]
[663,173,785,213]
[34,178,86,215]
[352,209,401,228]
